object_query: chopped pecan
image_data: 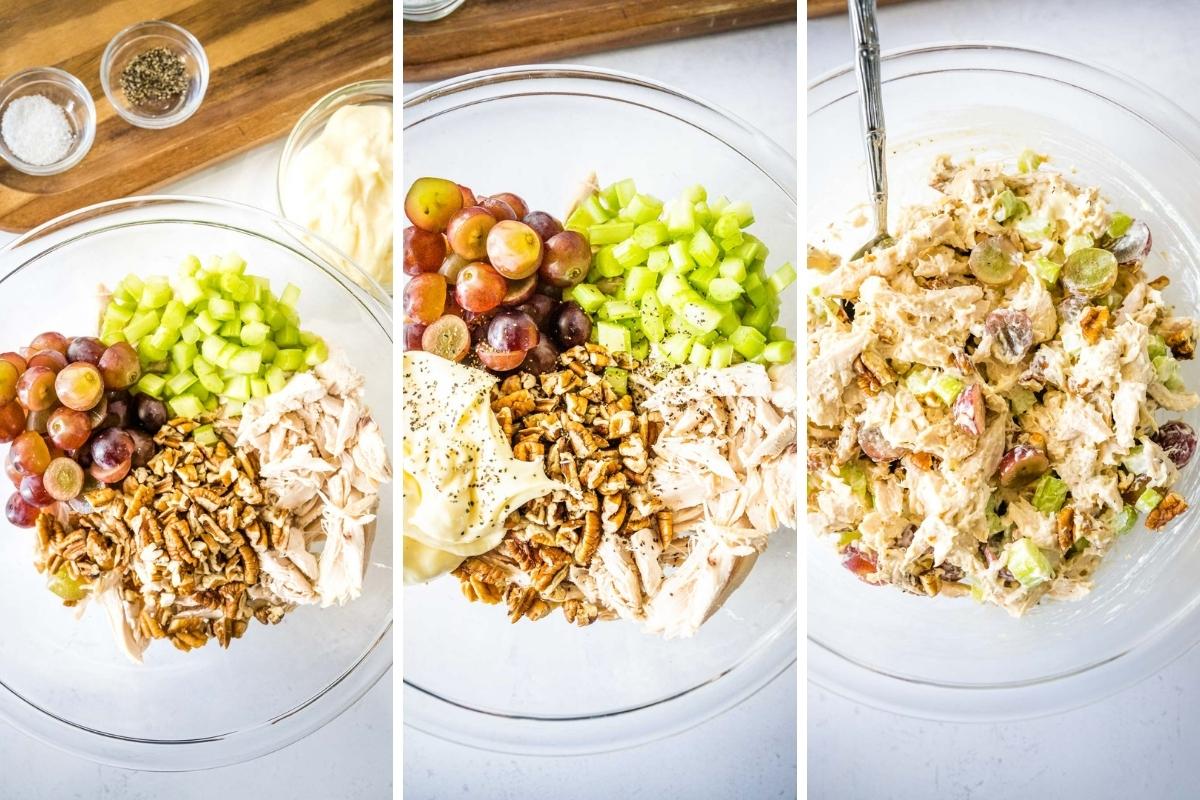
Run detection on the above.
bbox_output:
[1079,306,1110,346]
[1147,492,1188,530]
[1056,507,1075,551]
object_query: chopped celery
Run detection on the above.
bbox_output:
[680,299,723,332]
[624,266,657,301]
[229,348,262,375]
[170,342,196,372]
[1107,212,1133,239]
[265,365,287,394]
[622,194,663,224]
[612,239,647,269]
[1034,256,1062,285]
[198,372,224,395]
[136,374,167,399]
[224,375,251,401]
[662,332,693,364]
[639,293,666,342]
[1017,149,1045,173]
[572,284,607,313]
[767,262,796,294]
[1136,488,1163,514]
[589,221,636,246]
[730,326,766,359]
[273,349,306,372]
[601,300,640,321]
[597,321,631,354]
[140,278,172,309]
[1005,538,1054,588]
[768,325,788,342]
[707,277,744,303]
[1032,474,1069,514]
[646,247,670,272]
[165,371,197,397]
[1114,505,1138,535]
[1064,233,1094,257]
[718,257,747,282]
[689,342,711,367]
[931,374,964,405]
[1016,216,1052,239]
[603,367,629,395]
[633,221,668,249]
[124,310,159,342]
[688,228,719,268]
[724,201,754,227]
[208,297,236,321]
[992,189,1029,222]
[168,394,205,420]
[595,245,624,278]
[763,340,794,363]
[193,424,219,447]
[710,341,734,368]
[250,378,270,399]
[667,240,694,271]
[240,321,271,347]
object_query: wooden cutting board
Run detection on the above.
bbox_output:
[0,0,392,233]
[807,0,917,17]
[403,0,797,83]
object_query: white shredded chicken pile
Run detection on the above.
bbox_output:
[236,351,391,608]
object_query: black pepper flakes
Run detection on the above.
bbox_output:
[120,47,188,110]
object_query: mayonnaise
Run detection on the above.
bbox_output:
[285,103,393,291]
[402,351,563,583]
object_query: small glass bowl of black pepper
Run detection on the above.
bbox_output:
[100,20,208,129]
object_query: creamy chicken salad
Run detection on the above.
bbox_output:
[808,154,1199,615]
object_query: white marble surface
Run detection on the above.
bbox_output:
[0,143,393,800]
[809,2,1200,798]
[402,22,798,800]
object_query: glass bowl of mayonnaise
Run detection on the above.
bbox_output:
[277,80,393,295]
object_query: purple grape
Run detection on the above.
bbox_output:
[554,302,592,350]
[522,211,563,242]
[985,309,1033,361]
[135,395,167,434]
[127,428,155,467]
[1154,420,1197,469]
[67,336,107,365]
[19,474,54,507]
[105,396,133,429]
[486,311,540,353]
[91,428,133,471]
[1108,220,1152,265]
[5,493,38,527]
[516,294,560,331]
[522,339,559,375]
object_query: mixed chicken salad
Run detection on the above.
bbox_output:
[403,175,797,637]
[808,154,1199,615]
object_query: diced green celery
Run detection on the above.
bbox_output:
[932,374,964,405]
[680,299,723,333]
[167,394,204,419]
[612,238,647,269]
[662,332,692,364]
[1107,212,1134,239]
[239,302,265,324]
[667,240,694,272]
[1017,149,1045,173]
[601,300,639,321]
[273,348,305,372]
[121,272,145,297]
[124,310,159,343]
[666,198,696,238]
[224,375,251,401]
[177,276,205,307]
[655,271,688,306]
[218,252,247,274]
[229,348,262,375]
[730,326,766,359]
[719,232,744,252]
[181,322,203,344]
[768,325,788,342]
[693,201,712,229]
[688,342,710,367]
[1148,334,1169,361]
[594,245,622,278]
[1032,474,1069,514]
[688,228,719,268]
[623,267,657,302]
[836,460,871,508]
[707,277,744,303]
[170,342,196,373]
[768,262,796,294]
[1136,488,1163,514]
[607,178,635,207]
[718,257,747,283]
[1153,354,1179,384]
[724,201,754,227]
[1005,538,1054,588]
[1009,387,1037,415]
[1064,233,1094,256]
[1035,256,1062,285]
[265,365,287,394]
[140,278,172,309]
[1017,216,1052,239]
[763,340,794,363]
[621,193,663,224]
[632,221,668,249]
[136,374,166,399]
[710,341,734,368]
[200,335,227,366]
[713,213,742,241]
[304,338,328,366]
[689,264,719,293]
[588,222,635,246]
[250,377,270,399]
[239,321,270,347]
[276,325,301,348]
[100,330,126,346]
[992,189,1029,222]
[597,321,631,354]
[639,293,666,343]
[104,304,135,326]
[571,284,607,314]
[208,297,236,321]
[196,370,223,394]
[603,367,629,396]
[743,303,775,335]
[218,319,241,339]
[191,309,219,336]
[165,371,197,397]
[1114,505,1138,535]
[193,424,219,447]
[646,247,670,273]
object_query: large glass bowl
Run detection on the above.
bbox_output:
[0,197,392,770]
[809,44,1200,720]
[403,66,797,754]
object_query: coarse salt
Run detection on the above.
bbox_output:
[1,94,74,166]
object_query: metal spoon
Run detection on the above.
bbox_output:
[849,0,893,260]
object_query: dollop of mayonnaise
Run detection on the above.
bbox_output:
[402,351,563,584]
[285,104,393,291]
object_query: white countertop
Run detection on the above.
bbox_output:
[809,1,1200,797]
[402,22,798,800]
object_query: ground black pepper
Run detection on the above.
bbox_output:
[120,47,188,109]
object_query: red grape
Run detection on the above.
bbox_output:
[25,408,50,434]
[4,452,21,488]
[438,252,470,285]
[404,323,428,351]
[135,395,168,433]
[19,474,54,507]
[555,302,592,349]
[128,428,155,467]
[87,396,109,429]
[0,352,27,373]
[490,192,529,219]
[403,273,448,325]
[523,211,563,242]
[458,184,478,207]
[66,336,106,365]
[5,493,38,528]
[0,360,17,404]
[89,459,130,485]
[55,362,104,411]
[405,177,464,233]
[104,393,133,429]
[28,350,67,372]
[455,262,507,313]
[517,295,560,331]
[1154,420,1196,468]
[42,457,83,501]
[91,428,133,471]
[16,366,56,411]
[522,339,560,375]
[421,316,471,362]
[46,407,91,451]
[478,197,517,222]
[445,207,497,261]
[0,400,25,443]
[98,342,141,390]
[10,431,50,476]
[501,274,538,307]
[539,231,591,288]
[487,311,540,352]
[403,226,448,275]
[30,332,68,356]
[476,344,526,372]
[487,221,543,280]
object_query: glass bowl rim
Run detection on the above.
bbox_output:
[0,194,392,771]
[0,66,97,176]
[807,41,1200,718]
[99,18,210,130]
[402,63,797,754]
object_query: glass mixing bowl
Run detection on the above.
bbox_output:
[403,66,797,754]
[0,197,392,770]
[809,44,1200,720]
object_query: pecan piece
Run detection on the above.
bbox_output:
[1079,306,1110,346]
[1147,492,1188,530]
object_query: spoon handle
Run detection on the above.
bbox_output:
[849,0,889,239]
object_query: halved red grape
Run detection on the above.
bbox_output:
[16,366,56,411]
[455,262,507,313]
[403,226,449,275]
[554,302,592,350]
[47,407,91,451]
[539,230,591,288]
[522,339,560,375]
[89,458,130,485]
[30,332,69,356]
[66,336,106,365]
[478,197,517,222]
[88,396,109,429]
[517,295,560,331]
[1154,420,1197,469]
[28,350,67,373]
[487,311,539,352]
[446,207,497,261]
[404,323,428,351]
[0,360,17,404]
[42,457,83,501]
[4,451,21,488]
[5,493,38,528]
[476,344,527,372]
[19,474,54,507]
[523,211,563,242]
[25,408,50,434]
[0,401,25,443]
[997,444,1050,487]
[0,352,27,373]
[501,274,538,307]
[487,220,543,279]
[98,342,141,390]
[403,273,448,325]
[1108,220,1152,265]
[985,309,1034,362]
[458,184,478,207]
[91,428,133,471]
[405,177,464,233]
[421,315,471,362]
[10,431,50,476]
[490,192,528,219]
[438,252,470,285]
[135,395,168,433]
[128,428,155,467]
[55,362,104,411]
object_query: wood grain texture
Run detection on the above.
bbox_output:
[807,0,915,17]
[0,0,392,232]
[403,0,797,83]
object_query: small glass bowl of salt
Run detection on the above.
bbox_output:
[0,67,96,176]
